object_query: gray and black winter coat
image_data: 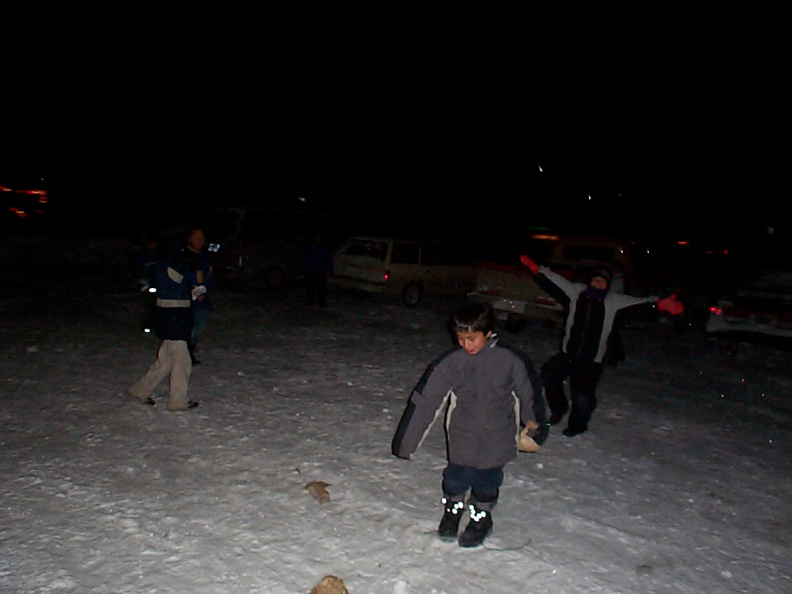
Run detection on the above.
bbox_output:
[535,266,658,364]
[392,337,542,469]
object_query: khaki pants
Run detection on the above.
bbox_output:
[128,340,193,410]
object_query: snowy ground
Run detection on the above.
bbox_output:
[1,243,791,593]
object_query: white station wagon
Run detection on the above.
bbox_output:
[329,236,476,307]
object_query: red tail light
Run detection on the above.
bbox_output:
[709,306,723,317]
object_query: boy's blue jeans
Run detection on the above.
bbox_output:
[442,462,503,511]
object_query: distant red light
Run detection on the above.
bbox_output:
[2,185,48,219]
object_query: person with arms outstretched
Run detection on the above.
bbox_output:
[519,254,684,437]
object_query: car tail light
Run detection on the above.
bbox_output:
[384,271,390,282]
[709,306,723,317]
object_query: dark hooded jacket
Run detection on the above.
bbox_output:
[153,247,192,342]
[391,336,539,468]
[534,266,657,364]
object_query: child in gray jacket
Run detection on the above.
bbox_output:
[392,302,545,547]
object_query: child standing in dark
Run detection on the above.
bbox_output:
[392,302,545,547]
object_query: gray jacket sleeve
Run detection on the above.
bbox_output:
[391,352,454,459]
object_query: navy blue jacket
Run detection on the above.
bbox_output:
[154,248,192,342]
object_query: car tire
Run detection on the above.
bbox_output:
[402,281,422,308]
[265,267,285,290]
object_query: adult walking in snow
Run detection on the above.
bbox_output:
[519,254,684,437]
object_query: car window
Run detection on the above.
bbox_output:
[391,242,419,265]
[342,242,367,257]
[422,242,470,266]
[341,239,388,261]
[421,243,444,266]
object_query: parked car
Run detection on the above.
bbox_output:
[329,236,476,307]
[706,268,792,347]
[201,206,336,290]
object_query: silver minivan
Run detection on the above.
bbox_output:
[329,236,476,307]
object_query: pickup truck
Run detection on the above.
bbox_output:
[467,234,633,331]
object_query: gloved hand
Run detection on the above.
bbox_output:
[533,420,551,446]
[191,285,207,301]
[657,294,685,315]
[519,420,549,452]
[519,255,539,274]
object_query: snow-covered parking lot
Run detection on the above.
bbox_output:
[2,240,791,593]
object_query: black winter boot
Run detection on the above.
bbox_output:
[438,496,465,540]
[458,503,493,547]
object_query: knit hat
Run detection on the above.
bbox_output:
[589,267,612,286]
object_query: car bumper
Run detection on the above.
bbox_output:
[705,316,792,339]
[467,292,562,320]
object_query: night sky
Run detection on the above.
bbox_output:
[3,5,791,243]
